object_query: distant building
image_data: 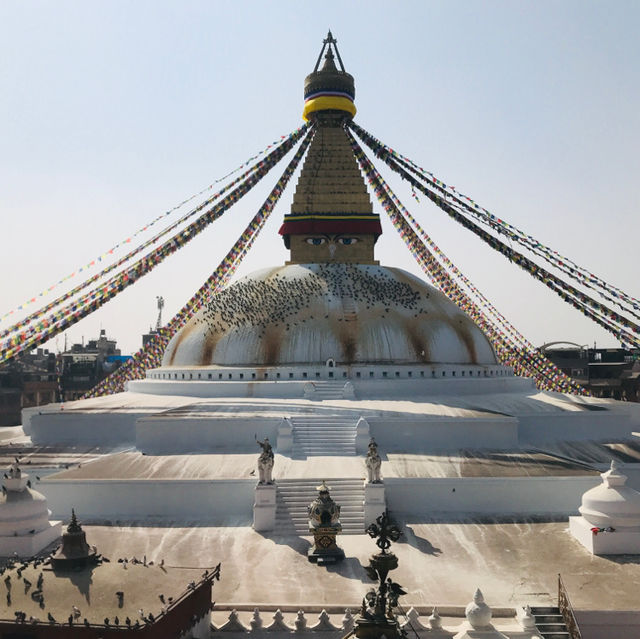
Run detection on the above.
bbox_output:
[0,348,57,426]
[59,329,130,401]
[542,343,640,401]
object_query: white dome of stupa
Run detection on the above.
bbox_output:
[578,460,640,529]
[163,263,497,368]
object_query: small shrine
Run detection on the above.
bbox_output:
[307,482,344,564]
[51,509,99,569]
[0,463,61,558]
[569,459,640,555]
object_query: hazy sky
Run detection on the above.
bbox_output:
[1,1,639,356]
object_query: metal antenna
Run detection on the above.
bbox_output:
[155,296,165,330]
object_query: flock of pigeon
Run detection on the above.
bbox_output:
[192,264,430,342]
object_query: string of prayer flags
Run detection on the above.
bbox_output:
[0,125,311,364]
[83,127,316,397]
[0,125,309,326]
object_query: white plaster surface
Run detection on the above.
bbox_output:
[54,521,640,611]
[45,450,599,482]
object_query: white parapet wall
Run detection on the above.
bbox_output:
[39,479,255,523]
[517,411,633,446]
[131,367,525,399]
[385,476,601,517]
[29,410,138,445]
[136,415,283,454]
[35,475,601,524]
[368,416,519,451]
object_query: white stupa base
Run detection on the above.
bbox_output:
[0,521,61,558]
[570,516,640,555]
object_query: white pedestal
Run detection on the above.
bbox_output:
[253,484,277,532]
[570,515,640,555]
[364,481,386,528]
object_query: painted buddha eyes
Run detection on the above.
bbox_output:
[305,236,358,246]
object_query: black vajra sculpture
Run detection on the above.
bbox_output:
[366,510,402,553]
[361,511,406,620]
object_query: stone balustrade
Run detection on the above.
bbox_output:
[211,595,543,638]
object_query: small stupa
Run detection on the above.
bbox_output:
[0,463,61,557]
[51,509,99,569]
[569,459,640,555]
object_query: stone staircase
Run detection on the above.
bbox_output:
[275,478,365,535]
[306,380,349,400]
[290,415,358,456]
[529,607,571,638]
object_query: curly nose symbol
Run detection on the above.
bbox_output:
[328,243,336,257]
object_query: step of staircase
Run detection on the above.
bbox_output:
[275,478,365,535]
[290,415,359,456]
[305,380,350,400]
[529,607,571,638]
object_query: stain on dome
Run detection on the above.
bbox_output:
[162,263,497,367]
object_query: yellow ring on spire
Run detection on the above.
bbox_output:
[302,96,357,121]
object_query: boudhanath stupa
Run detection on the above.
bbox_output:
[6,32,640,638]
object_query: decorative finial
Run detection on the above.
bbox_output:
[304,31,355,121]
[317,480,330,493]
[602,459,627,488]
[428,607,442,629]
[67,509,82,534]
[465,588,492,629]
[519,604,536,629]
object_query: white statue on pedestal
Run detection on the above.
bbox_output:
[256,438,274,485]
[365,438,382,483]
